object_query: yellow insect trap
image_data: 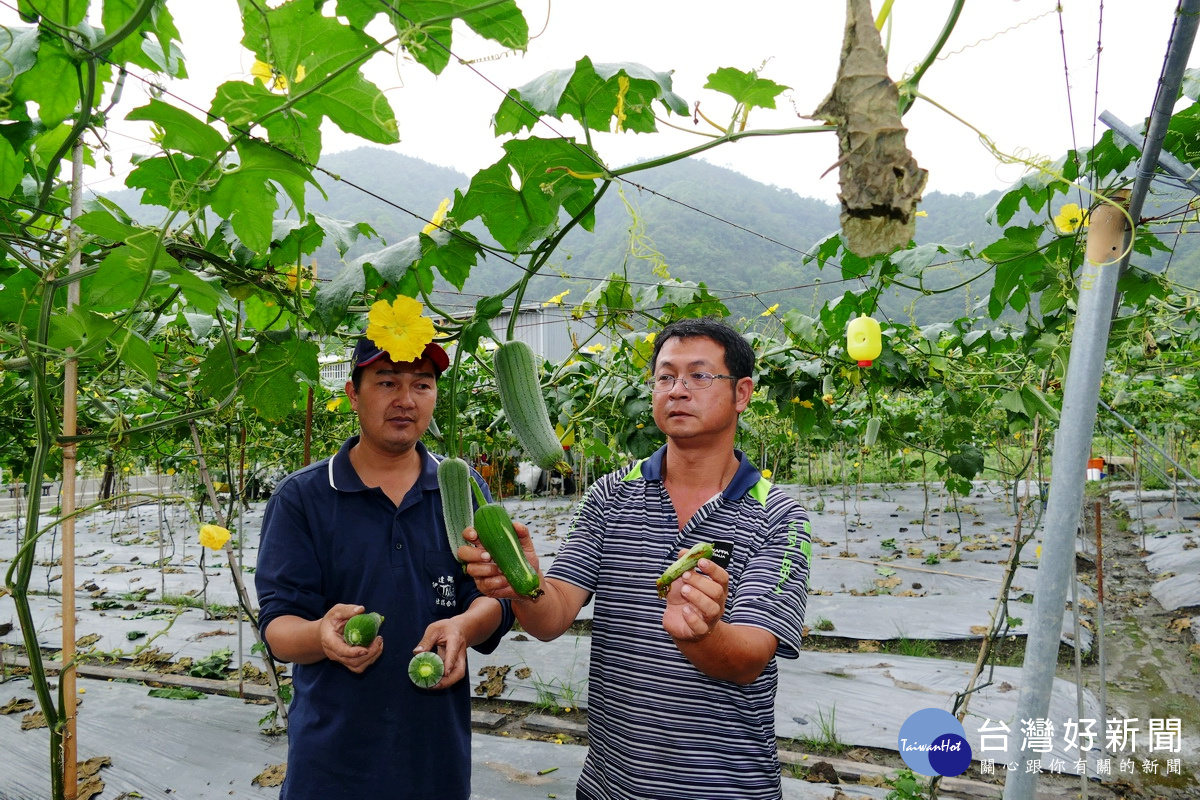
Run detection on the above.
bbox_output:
[846,315,882,368]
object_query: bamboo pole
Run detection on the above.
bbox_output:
[59,138,85,800]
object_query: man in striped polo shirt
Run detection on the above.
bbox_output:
[463,317,812,799]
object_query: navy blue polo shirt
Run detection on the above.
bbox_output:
[256,437,511,800]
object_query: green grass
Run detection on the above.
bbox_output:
[797,704,847,755]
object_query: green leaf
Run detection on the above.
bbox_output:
[147,688,206,700]
[0,26,40,93]
[209,139,318,252]
[946,446,985,480]
[113,327,158,384]
[454,137,600,252]
[704,67,789,111]
[101,0,181,71]
[983,225,1045,318]
[82,231,175,312]
[1020,385,1059,421]
[311,211,376,258]
[494,57,687,136]
[243,293,291,332]
[209,80,282,128]
[127,99,227,159]
[0,137,26,197]
[161,264,228,316]
[998,389,1026,415]
[14,36,81,128]
[18,0,87,26]
[350,235,423,285]
[420,228,481,291]
[124,153,210,210]
[239,1,398,146]
[313,257,365,331]
[195,339,241,402]
[351,0,529,75]
[241,337,320,421]
[74,208,138,242]
[46,309,117,360]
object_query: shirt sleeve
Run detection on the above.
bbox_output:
[255,476,326,662]
[727,491,812,659]
[544,474,614,594]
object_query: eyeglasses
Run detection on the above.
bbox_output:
[646,372,739,393]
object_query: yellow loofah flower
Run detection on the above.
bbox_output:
[199,524,231,551]
[251,60,305,92]
[422,198,450,235]
[365,297,436,364]
[1053,203,1087,234]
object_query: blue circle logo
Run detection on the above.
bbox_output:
[898,708,973,777]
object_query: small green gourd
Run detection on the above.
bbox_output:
[864,417,882,447]
[343,612,384,647]
[408,651,445,688]
[494,340,568,472]
[438,456,475,561]
[470,488,543,598]
[656,542,715,599]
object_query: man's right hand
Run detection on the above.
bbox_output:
[457,521,543,601]
[323,603,384,673]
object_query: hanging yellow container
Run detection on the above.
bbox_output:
[846,315,882,367]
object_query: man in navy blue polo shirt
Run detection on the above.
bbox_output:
[255,335,513,800]
[461,317,812,800]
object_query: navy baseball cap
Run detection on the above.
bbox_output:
[351,337,450,377]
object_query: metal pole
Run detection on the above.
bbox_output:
[1001,196,1127,799]
[1094,501,1106,744]
[1003,4,1200,795]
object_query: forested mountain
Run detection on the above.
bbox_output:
[108,145,1200,325]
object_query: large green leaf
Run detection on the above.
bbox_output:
[81,231,175,312]
[113,327,158,385]
[454,137,600,252]
[0,138,26,197]
[311,211,376,258]
[17,0,86,25]
[983,224,1044,318]
[127,99,227,159]
[13,36,79,128]
[0,26,40,102]
[314,257,366,330]
[241,337,320,421]
[338,0,529,75]
[946,445,985,480]
[124,153,210,210]
[494,58,687,136]
[238,0,397,146]
[209,140,318,252]
[101,0,181,72]
[420,227,481,291]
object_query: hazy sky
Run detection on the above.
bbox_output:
[14,1,1199,203]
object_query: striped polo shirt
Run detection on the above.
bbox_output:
[548,446,812,800]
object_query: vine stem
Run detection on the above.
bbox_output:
[187,422,289,727]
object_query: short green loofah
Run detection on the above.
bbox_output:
[342,612,384,647]
[408,651,445,688]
